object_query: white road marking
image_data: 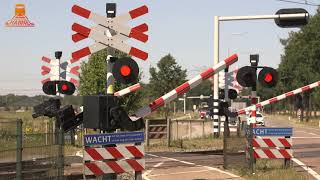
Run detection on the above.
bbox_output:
[295,130,307,133]
[292,158,320,180]
[143,161,164,180]
[147,154,159,158]
[148,169,211,177]
[146,153,239,178]
[203,165,240,178]
[292,137,320,139]
[308,132,318,136]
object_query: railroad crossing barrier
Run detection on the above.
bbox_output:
[237,80,320,116]
[83,131,145,178]
[84,145,145,175]
[247,127,293,172]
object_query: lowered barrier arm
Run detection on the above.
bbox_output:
[134,54,239,118]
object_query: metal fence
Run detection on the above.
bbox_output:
[170,118,240,140]
[223,119,247,169]
[0,119,64,179]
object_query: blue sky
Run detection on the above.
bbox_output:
[0,0,318,95]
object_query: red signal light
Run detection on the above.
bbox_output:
[120,65,131,76]
[258,67,278,88]
[58,81,75,95]
[264,73,273,83]
[112,57,139,84]
[61,84,69,91]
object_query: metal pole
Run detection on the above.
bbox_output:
[284,135,291,168]
[213,16,220,137]
[224,67,230,137]
[219,13,308,21]
[134,142,142,180]
[16,119,22,180]
[248,124,254,174]
[103,14,117,180]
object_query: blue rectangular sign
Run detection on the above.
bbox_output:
[84,131,144,146]
[253,127,293,136]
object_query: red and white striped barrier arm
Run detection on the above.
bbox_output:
[114,83,141,97]
[254,149,293,159]
[85,159,145,175]
[253,137,292,148]
[72,5,148,43]
[134,54,238,118]
[84,145,144,161]
[72,23,148,61]
[237,80,320,115]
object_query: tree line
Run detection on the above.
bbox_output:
[257,8,320,120]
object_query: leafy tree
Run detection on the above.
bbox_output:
[78,50,143,112]
[188,80,212,96]
[149,54,187,98]
[276,9,320,118]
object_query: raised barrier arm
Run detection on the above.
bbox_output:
[134,54,239,118]
[114,83,141,97]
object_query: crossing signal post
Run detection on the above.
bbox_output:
[213,8,309,139]
[71,3,149,178]
[236,54,280,126]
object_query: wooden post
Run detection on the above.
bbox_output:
[176,120,179,140]
[146,120,150,147]
[16,119,22,180]
[202,120,205,138]
[188,120,192,139]
[45,120,48,145]
[167,119,171,147]
[237,117,241,137]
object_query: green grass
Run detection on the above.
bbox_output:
[146,135,223,152]
[294,118,320,127]
[230,158,308,180]
[266,114,320,128]
[0,110,82,157]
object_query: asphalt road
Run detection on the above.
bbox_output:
[65,151,241,179]
[265,116,320,179]
[143,151,241,180]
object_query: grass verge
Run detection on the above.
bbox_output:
[229,158,308,180]
[146,135,223,152]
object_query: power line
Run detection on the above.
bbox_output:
[274,0,320,6]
